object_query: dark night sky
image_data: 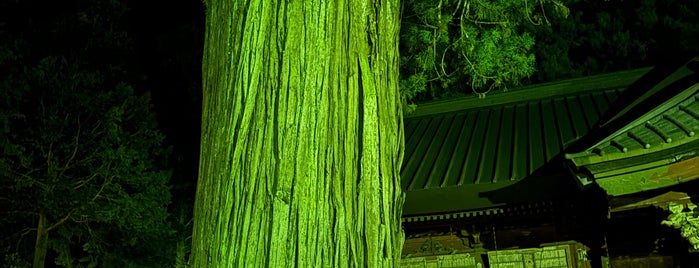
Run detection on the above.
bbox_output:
[2,0,204,167]
[126,0,206,202]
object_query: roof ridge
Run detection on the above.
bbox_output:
[407,67,651,118]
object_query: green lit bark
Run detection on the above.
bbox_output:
[191,0,405,267]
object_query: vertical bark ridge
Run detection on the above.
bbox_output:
[192,0,403,267]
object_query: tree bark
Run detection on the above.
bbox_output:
[191,0,404,267]
[32,213,48,268]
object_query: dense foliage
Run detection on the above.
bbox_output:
[0,0,180,266]
[0,56,174,267]
[529,0,699,82]
[400,0,569,102]
[662,203,699,251]
[400,0,699,104]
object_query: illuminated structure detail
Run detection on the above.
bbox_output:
[400,58,699,267]
[566,58,699,196]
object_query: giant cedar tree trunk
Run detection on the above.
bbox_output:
[190,0,404,267]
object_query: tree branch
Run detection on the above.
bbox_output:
[72,161,107,190]
[91,175,115,202]
[58,117,81,179]
[46,142,54,179]
[46,211,73,232]
[20,227,36,237]
[13,169,48,190]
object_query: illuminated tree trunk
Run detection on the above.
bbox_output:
[190,0,404,267]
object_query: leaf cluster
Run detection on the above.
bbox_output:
[400,0,567,102]
[662,203,699,250]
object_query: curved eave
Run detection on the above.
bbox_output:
[596,155,699,196]
[568,126,699,167]
[566,85,699,167]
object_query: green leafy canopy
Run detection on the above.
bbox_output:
[0,0,178,264]
[400,0,568,102]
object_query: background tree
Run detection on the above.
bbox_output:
[400,0,569,102]
[0,0,177,267]
[399,0,699,104]
[126,1,207,265]
[528,0,699,82]
[0,54,174,268]
[190,0,405,266]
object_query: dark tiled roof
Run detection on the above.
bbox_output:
[566,58,699,196]
[403,89,621,190]
[401,68,652,217]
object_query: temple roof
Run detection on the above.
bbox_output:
[565,58,699,196]
[401,68,652,220]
